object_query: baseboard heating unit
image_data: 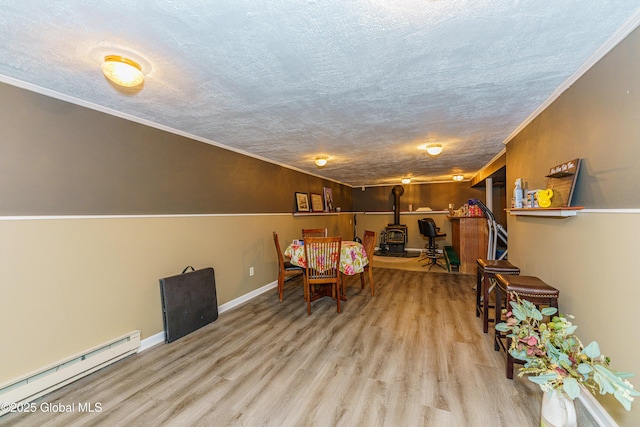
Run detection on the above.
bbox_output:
[0,330,140,415]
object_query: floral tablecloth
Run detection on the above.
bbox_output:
[284,240,369,275]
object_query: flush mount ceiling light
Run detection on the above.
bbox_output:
[401,178,411,184]
[453,174,464,181]
[314,157,328,167]
[425,144,443,156]
[102,55,144,87]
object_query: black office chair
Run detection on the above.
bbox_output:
[418,218,447,271]
[418,218,439,254]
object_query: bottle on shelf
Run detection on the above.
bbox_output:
[514,178,524,208]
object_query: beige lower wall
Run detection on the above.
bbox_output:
[7,210,636,423]
[355,212,453,251]
[0,213,354,384]
[508,211,640,426]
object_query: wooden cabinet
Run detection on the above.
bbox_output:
[448,216,488,274]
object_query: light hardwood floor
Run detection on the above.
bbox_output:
[1,268,542,427]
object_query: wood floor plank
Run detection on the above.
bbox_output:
[1,268,542,427]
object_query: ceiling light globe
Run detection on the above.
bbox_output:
[453,175,464,181]
[401,178,411,184]
[314,157,328,167]
[102,55,144,87]
[426,144,443,156]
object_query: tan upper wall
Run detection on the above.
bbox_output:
[507,27,640,208]
[353,182,487,212]
[354,182,507,228]
[506,27,640,426]
[0,83,352,215]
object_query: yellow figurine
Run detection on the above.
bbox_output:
[537,188,554,208]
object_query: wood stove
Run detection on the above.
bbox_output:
[380,185,408,254]
[381,225,407,253]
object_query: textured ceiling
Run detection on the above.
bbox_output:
[1,1,639,187]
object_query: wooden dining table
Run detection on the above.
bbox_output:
[284,240,369,300]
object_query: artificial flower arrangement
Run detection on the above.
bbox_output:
[495,294,639,410]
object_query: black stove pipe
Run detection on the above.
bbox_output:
[391,185,404,225]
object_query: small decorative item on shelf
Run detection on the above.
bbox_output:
[496,294,639,426]
[547,159,579,178]
[323,187,334,212]
[310,193,324,212]
[295,192,310,212]
[537,188,554,208]
[526,190,538,208]
[514,178,524,208]
[545,158,581,207]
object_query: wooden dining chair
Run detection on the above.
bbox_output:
[303,236,342,315]
[273,232,303,301]
[360,230,376,296]
[302,228,328,238]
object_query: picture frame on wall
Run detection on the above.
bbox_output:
[323,187,334,212]
[310,193,324,212]
[295,192,310,212]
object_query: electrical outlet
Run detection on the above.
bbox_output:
[249,267,254,276]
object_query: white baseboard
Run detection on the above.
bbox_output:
[218,280,277,314]
[139,280,278,352]
[577,385,618,427]
[138,332,165,352]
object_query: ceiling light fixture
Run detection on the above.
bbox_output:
[401,178,411,184]
[314,157,328,167]
[426,144,443,156]
[453,175,464,181]
[102,55,144,87]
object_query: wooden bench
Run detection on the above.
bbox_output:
[444,246,460,272]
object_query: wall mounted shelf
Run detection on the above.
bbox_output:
[292,212,341,217]
[507,207,584,217]
[360,210,450,215]
[545,158,581,207]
